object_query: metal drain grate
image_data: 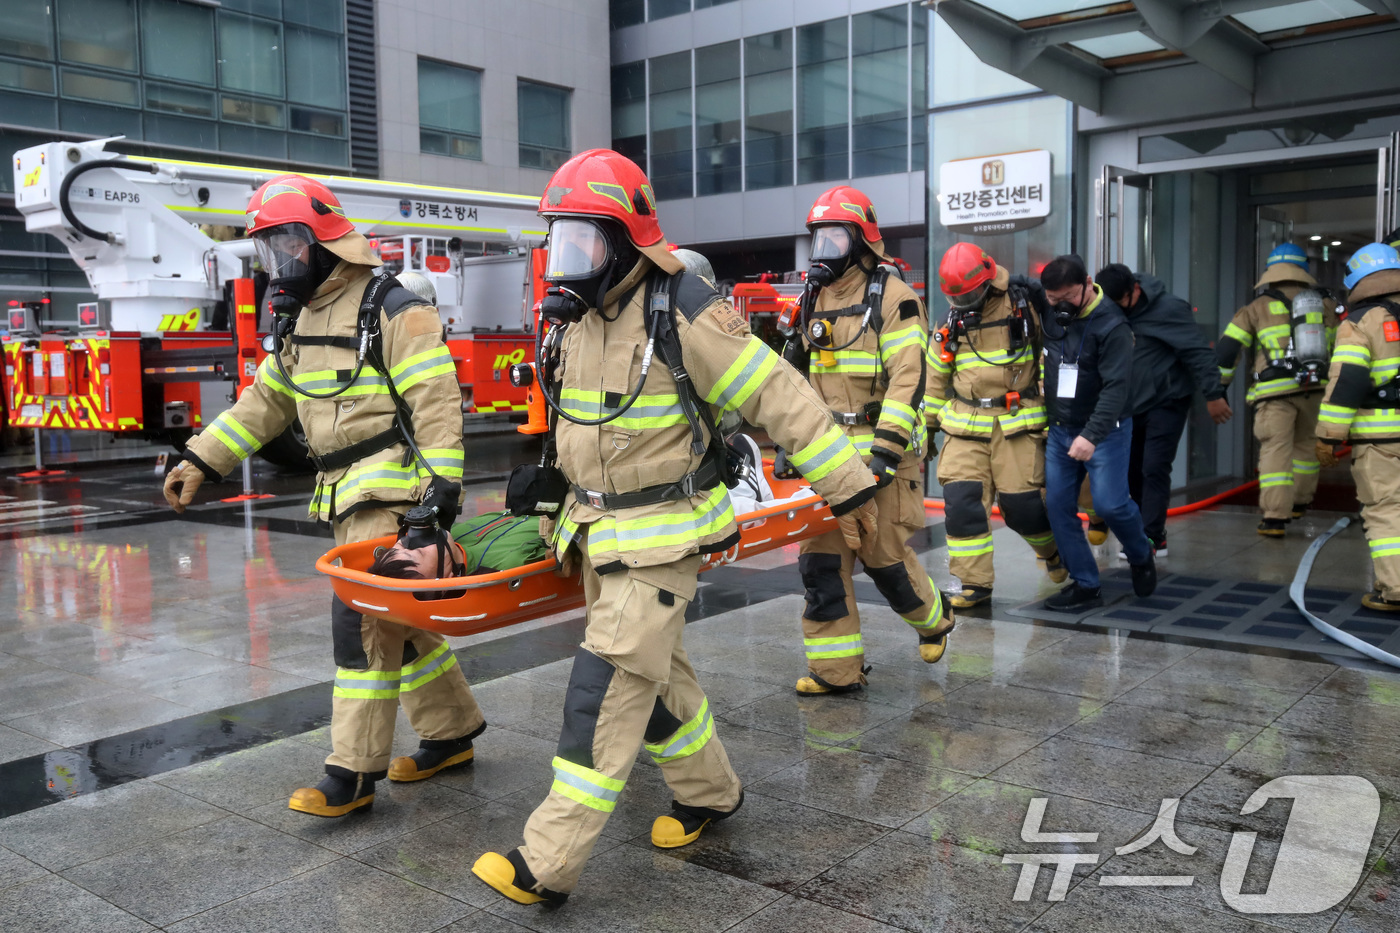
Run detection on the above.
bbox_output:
[1007,570,1400,660]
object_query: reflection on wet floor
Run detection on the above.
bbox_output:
[3,448,1400,931]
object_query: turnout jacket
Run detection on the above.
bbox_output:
[1042,284,1134,445]
[183,259,465,521]
[550,258,876,571]
[925,265,1046,440]
[1216,283,1340,405]
[1318,269,1400,444]
[1124,273,1226,417]
[806,260,930,464]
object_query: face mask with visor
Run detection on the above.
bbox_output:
[253,222,336,318]
[539,217,627,326]
[807,224,859,289]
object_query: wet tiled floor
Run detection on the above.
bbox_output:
[3,451,1400,932]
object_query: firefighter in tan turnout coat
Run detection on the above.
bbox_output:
[469,151,879,905]
[162,175,484,817]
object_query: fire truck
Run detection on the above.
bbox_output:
[4,138,548,467]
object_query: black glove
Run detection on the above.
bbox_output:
[420,477,462,530]
[923,435,939,463]
[870,448,900,488]
[772,446,800,480]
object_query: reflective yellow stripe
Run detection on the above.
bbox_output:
[205,411,258,460]
[1333,345,1372,366]
[1291,459,1319,475]
[905,584,945,630]
[559,390,686,429]
[390,346,456,392]
[333,667,401,699]
[803,634,864,660]
[1224,322,1253,346]
[645,699,716,764]
[1319,402,1356,425]
[1349,413,1400,435]
[400,642,458,693]
[1267,300,1290,316]
[293,368,390,396]
[703,337,779,411]
[948,534,993,556]
[1247,378,1307,403]
[789,424,857,482]
[879,325,927,364]
[880,399,918,434]
[1371,537,1400,558]
[953,347,1031,370]
[585,484,734,555]
[551,756,624,812]
[1259,472,1293,488]
[419,447,465,479]
[821,349,879,374]
[257,356,296,398]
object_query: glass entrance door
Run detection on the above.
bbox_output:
[1094,165,1153,273]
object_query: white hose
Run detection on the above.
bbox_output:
[1290,516,1400,668]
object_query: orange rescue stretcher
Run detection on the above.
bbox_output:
[316,468,833,638]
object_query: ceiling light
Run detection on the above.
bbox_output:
[1331,240,1342,246]
[1309,235,1322,241]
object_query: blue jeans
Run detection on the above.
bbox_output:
[1045,422,1152,589]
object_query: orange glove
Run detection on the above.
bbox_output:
[162,460,204,513]
[837,496,878,551]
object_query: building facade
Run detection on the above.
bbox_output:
[608,0,929,286]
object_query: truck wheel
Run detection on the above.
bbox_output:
[257,420,314,473]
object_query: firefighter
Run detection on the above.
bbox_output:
[1317,243,1400,611]
[1216,243,1340,536]
[783,186,953,695]
[471,151,878,905]
[162,175,485,817]
[926,243,1067,608]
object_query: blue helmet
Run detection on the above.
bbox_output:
[1265,243,1309,270]
[1345,243,1400,291]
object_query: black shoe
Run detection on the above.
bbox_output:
[1044,583,1104,612]
[1131,555,1158,598]
[1258,519,1288,537]
[1291,505,1308,520]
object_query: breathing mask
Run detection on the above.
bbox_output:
[946,281,990,328]
[396,504,463,580]
[807,225,859,289]
[1050,283,1089,326]
[539,217,636,326]
[253,223,337,319]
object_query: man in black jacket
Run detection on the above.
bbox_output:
[1040,255,1156,610]
[1096,264,1232,555]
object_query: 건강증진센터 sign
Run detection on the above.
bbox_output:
[938,150,1051,236]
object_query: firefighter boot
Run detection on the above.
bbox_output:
[1043,551,1070,584]
[918,607,956,664]
[948,586,992,608]
[389,732,477,782]
[472,849,568,906]
[652,791,745,849]
[796,668,868,696]
[1087,520,1109,546]
[288,765,378,817]
[1362,593,1400,613]
[1257,519,1288,538]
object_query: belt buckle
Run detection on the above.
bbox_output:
[680,472,698,497]
[584,489,606,509]
[977,397,995,409]
[840,412,860,425]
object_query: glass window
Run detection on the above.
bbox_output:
[290,106,344,136]
[283,0,344,29]
[221,0,283,17]
[852,6,908,178]
[60,99,142,138]
[219,12,284,98]
[2,0,54,61]
[797,18,848,185]
[142,0,214,86]
[610,0,644,29]
[695,41,740,196]
[144,112,217,149]
[289,132,348,166]
[0,59,54,95]
[650,0,691,20]
[650,51,692,199]
[1139,108,1400,163]
[146,82,215,117]
[519,80,572,171]
[61,68,140,107]
[912,10,926,170]
[222,95,284,127]
[695,0,738,8]
[418,58,481,160]
[611,61,647,168]
[931,16,1032,107]
[1232,0,1371,33]
[59,0,137,72]
[286,27,346,109]
[0,91,56,131]
[745,30,792,190]
[220,122,287,158]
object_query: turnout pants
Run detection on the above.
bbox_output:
[1254,394,1322,520]
[798,468,946,687]
[1353,442,1400,600]
[327,507,485,775]
[519,535,740,894]
[937,425,1058,589]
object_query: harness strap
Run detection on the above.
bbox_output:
[573,458,723,510]
[307,423,403,472]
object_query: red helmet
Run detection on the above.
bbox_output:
[245,174,354,241]
[806,186,882,245]
[939,242,996,298]
[539,149,681,274]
